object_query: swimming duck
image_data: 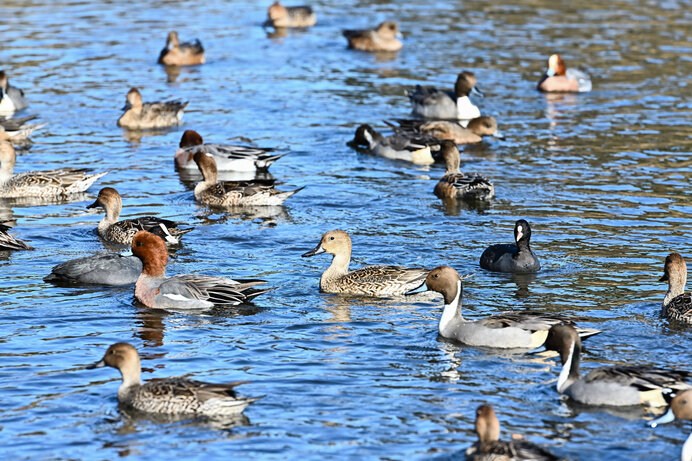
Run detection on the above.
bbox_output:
[349,124,436,165]
[0,222,32,250]
[544,324,692,406]
[0,114,38,131]
[537,54,592,93]
[649,390,692,461]
[0,122,45,144]
[0,141,107,198]
[0,70,28,114]
[410,266,600,349]
[343,21,402,52]
[86,342,260,417]
[388,116,503,145]
[434,140,494,201]
[407,71,482,122]
[480,220,540,273]
[659,253,692,324]
[175,130,285,172]
[193,151,302,207]
[87,187,193,245]
[157,31,205,66]
[302,229,429,297]
[264,2,316,28]
[45,253,142,286]
[132,230,270,309]
[466,404,564,461]
[117,88,188,130]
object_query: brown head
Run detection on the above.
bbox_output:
[0,140,17,171]
[165,31,180,48]
[544,324,581,366]
[669,390,692,420]
[375,21,400,39]
[547,54,567,77]
[87,187,123,218]
[193,150,218,182]
[660,252,687,287]
[466,116,502,138]
[268,1,287,21]
[125,87,142,109]
[302,229,352,259]
[179,129,204,148]
[85,342,142,385]
[0,70,7,91]
[454,71,481,98]
[423,266,462,305]
[132,230,169,277]
[439,140,460,174]
[474,404,501,444]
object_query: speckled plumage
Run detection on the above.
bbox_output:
[0,222,32,250]
[660,253,692,324]
[434,140,494,201]
[117,87,187,130]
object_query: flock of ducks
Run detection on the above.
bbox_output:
[1,2,690,459]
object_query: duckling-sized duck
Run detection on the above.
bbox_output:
[659,253,692,324]
[264,2,316,28]
[480,220,540,273]
[410,266,600,349]
[117,87,188,130]
[537,54,592,93]
[86,342,260,417]
[87,187,193,246]
[0,70,28,114]
[466,404,564,461]
[0,141,107,198]
[649,390,692,461]
[407,71,482,122]
[348,124,436,165]
[0,222,32,250]
[343,21,402,52]
[157,31,205,66]
[132,230,271,309]
[388,116,503,145]
[434,140,494,201]
[545,324,692,406]
[302,229,428,297]
[193,151,302,207]
[175,130,285,172]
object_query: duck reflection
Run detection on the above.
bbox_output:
[195,203,292,228]
[433,196,491,216]
[177,169,275,189]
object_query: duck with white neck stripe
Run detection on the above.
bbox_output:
[660,252,692,324]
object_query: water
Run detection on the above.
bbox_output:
[1,0,691,459]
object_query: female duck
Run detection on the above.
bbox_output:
[343,21,402,52]
[157,31,205,66]
[407,71,482,122]
[301,229,428,297]
[544,324,692,406]
[86,342,259,417]
[0,70,28,114]
[132,230,270,309]
[391,116,503,145]
[537,54,592,93]
[480,219,541,273]
[0,141,107,198]
[87,187,193,245]
[659,252,692,324]
[434,140,494,201]
[117,87,188,130]
[264,2,316,28]
[649,390,692,461]
[0,222,32,250]
[412,266,600,349]
[349,124,435,165]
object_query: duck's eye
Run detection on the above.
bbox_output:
[136,241,143,247]
[434,273,439,279]
[329,236,335,241]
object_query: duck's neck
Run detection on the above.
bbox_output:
[517,238,531,254]
[439,280,464,333]
[0,159,14,185]
[98,205,120,231]
[320,251,351,287]
[663,278,685,308]
[117,360,142,402]
[194,168,217,198]
[556,340,580,393]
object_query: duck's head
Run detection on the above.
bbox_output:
[165,31,180,49]
[302,229,352,258]
[86,342,140,372]
[123,87,142,109]
[544,324,581,364]
[475,404,500,444]
[514,219,532,245]
[132,230,169,276]
[660,252,687,286]
[466,116,503,139]
[415,266,462,305]
[267,1,287,21]
[376,21,401,40]
[455,71,483,98]
[546,54,567,77]
[179,129,204,148]
[87,187,122,214]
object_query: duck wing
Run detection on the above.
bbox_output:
[584,366,692,391]
[163,275,270,305]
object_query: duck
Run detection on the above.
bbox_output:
[388,116,503,145]
[649,390,692,461]
[659,253,692,324]
[175,130,285,172]
[348,124,436,165]
[117,87,188,130]
[157,31,205,66]
[0,122,45,144]
[0,222,32,250]
[465,404,564,461]
[86,342,260,417]
[302,229,429,297]
[407,71,482,123]
[480,220,541,273]
[86,187,193,246]
[434,140,494,201]
[409,266,601,349]
[544,324,692,406]
[192,151,302,207]
[132,230,271,309]
[0,70,28,114]
[537,54,592,93]
[0,140,107,198]
[342,21,402,52]
[264,2,316,28]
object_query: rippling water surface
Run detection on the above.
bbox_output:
[1,0,692,459]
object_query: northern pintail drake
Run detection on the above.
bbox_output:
[349,124,436,165]
[264,2,316,28]
[175,130,284,172]
[87,187,193,245]
[132,230,270,309]
[649,390,692,461]
[0,71,28,114]
[193,151,302,207]
[0,222,32,250]
[86,342,260,417]
[545,324,692,406]
[302,229,429,297]
[537,54,592,93]
[466,404,564,461]
[0,141,107,198]
[117,87,188,130]
[660,253,692,324]
[389,116,503,145]
[157,31,205,66]
[480,220,540,273]
[410,266,600,349]
[343,21,403,52]
[407,71,482,123]
[434,140,494,201]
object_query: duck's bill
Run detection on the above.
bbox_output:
[86,199,100,209]
[85,359,106,370]
[405,283,428,295]
[471,86,484,97]
[301,244,325,258]
[120,103,131,110]
[492,131,505,140]
[648,407,675,427]
[546,69,556,77]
